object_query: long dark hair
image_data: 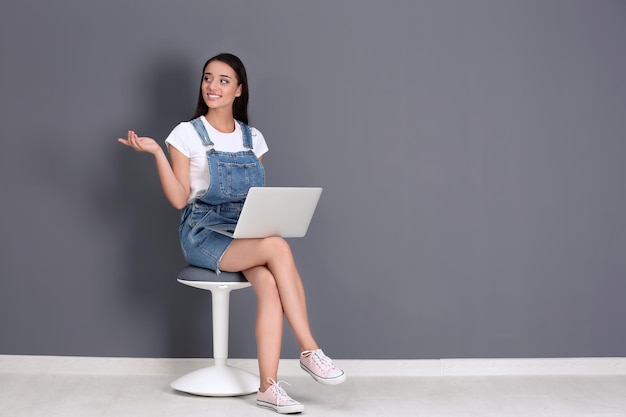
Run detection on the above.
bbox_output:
[191,53,250,124]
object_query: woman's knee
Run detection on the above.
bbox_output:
[262,236,293,260]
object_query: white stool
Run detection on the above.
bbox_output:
[170,266,258,396]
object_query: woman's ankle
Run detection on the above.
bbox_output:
[259,377,276,392]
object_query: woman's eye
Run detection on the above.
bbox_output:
[220,79,229,84]
[204,77,211,82]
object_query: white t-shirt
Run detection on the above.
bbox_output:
[165,117,269,203]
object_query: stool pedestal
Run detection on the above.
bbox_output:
[171,268,258,397]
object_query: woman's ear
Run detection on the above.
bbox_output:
[236,85,243,97]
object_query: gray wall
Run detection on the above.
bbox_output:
[1,0,625,360]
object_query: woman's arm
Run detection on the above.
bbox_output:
[118,130,190,209]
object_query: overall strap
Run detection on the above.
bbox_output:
[190,117,213,146]
[238,121,254,149]
[192,117,253,149]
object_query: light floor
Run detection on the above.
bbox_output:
[1,357,625,417]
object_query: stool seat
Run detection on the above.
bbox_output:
[170,266,258,397]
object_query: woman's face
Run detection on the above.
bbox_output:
[202,60,242,113]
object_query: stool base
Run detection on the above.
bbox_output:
[170,364,259,397]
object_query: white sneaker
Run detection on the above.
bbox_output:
[300,349,346,385]
[256,377,304,414]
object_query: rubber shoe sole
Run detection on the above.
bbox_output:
[257,399,304,414]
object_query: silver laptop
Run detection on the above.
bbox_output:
[209,187,323,239]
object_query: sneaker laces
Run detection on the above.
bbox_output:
[302,349,335,374]
[266,377,297,405]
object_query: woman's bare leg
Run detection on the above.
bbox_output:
[243,265,283,392]
[219,237,319,354]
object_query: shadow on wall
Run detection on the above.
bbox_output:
[113,53,221,357]
[253,73,315,188]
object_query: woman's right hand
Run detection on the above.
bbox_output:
[117,130,162,155]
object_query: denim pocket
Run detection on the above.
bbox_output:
[217,161,261,199]
[187,203,212,228]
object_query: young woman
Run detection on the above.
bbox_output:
[118,53,345,414]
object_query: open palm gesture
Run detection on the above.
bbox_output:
[118,130,162,155]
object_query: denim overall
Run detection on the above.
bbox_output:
[179,117,265,273]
